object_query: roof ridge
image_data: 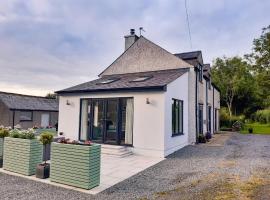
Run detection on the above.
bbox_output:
[0,91,55,99]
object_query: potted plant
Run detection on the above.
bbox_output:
[205,132,212,141]
[50,139,101,189]
[3,129,43,175]
[0,127,9,167]
[36,132,54,179]
[198,134,207,143]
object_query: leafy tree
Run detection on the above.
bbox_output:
[246,25,270,108]
[212,57,256,119]
[45,93,57,99]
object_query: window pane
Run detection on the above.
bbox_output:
[179,101,183,133]
[80,100,90,140]
[175,101,179,133]
[20,111,32,121]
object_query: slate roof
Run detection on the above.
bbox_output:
[99,36,192,76]
[0,92,59,111]
[174,51,203,66]
[56,68,190,94]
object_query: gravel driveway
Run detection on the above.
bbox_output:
[1,132,270,200]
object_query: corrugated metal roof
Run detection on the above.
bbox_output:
[0,92,59,111]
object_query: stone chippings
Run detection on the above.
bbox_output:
[0,133,269,200]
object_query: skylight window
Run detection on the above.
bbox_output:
[96,78,119,85]
[131,76,153,82]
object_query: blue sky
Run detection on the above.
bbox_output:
[0,0,269,95]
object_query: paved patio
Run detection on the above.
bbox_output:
[0,153,164,194]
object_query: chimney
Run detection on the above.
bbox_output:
[124,29,139,50]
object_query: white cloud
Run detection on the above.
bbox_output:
[0,0,269,95]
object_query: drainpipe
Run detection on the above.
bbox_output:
[206,79,208,133]
[195,67,198,143]
[213,86,215,133]
[12,110,15,129]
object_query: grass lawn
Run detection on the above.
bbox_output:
[241,123,270,135]
[35,128,57,136]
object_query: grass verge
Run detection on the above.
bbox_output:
[240,123,270,135]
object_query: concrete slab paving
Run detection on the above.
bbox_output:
[0,153,164,195]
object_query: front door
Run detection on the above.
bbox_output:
[41,113,50,128]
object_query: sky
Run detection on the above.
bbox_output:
[0,0,269,96]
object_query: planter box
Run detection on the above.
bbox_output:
[0,138,3,167]
[3,137,43,175]
[50,143,101,190]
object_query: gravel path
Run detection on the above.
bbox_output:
[1,132,270,200]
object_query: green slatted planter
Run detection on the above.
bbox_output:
[50,143,101,190]
[3,137,43,175]
[0,138,3,167]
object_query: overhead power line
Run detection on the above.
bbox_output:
[185,0,193,49]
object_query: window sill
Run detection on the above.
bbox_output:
[172,133,184,137]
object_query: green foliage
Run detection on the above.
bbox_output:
[212,25,270,120]
[45,93,57,99]
[39,132,54,146]
[245,25,270,108]
[241,123,270,135]
[251,109,270,124]
[198,134,206,143]
[212,57,256,118]
[220,107,245,128]
[0,128,9,138]
[9,129,20,138]
[9,129,36,139]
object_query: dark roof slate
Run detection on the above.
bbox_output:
[57,68,189,94]
[0,92,59,111]
[174,51,203,66]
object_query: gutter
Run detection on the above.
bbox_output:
[56,85,167,95]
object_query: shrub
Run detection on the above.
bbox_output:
[205,132,212,140]
[9,129,36,139]
[0,128,9,138]
[252,109,270,124]
[39,132,54,164]
[9,129,20,138]
[198,134,207,143]
[220,107,246,128]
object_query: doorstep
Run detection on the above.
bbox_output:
[0,154,164,195]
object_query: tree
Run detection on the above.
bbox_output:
[212,57,255,119]
[246,25,270,108]
[45,93,57,99]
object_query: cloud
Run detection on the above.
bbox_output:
[0,0,269,95]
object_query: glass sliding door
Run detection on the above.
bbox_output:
[91,99,104,143]
[104,99,118,144]
[120,98,133,145]
[80,97,133,145]
[79,99,91,141]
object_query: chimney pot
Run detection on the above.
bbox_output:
[124,29,139,51]
[130,29,135,35]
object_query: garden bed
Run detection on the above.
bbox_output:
[3,137,43,175]
[50,142,101,190]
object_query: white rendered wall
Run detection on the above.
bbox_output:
[207,84,214,134]
[214,88,220,131]
[58,91,166,157]
[188,69,196,144]
[164,72,189,156]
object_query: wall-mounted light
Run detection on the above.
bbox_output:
[66,100,71,105]
[146,98,150,104]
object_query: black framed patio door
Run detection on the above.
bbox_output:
[90,99,118,145]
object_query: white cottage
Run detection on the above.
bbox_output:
[56,30,220,158]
